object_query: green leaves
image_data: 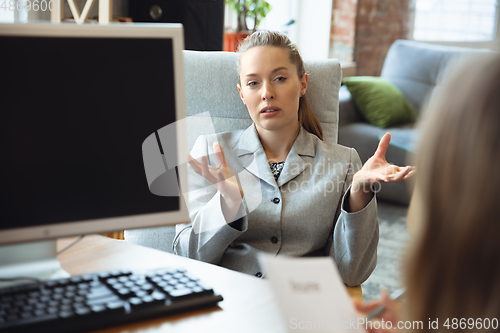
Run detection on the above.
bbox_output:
[227,0,272,32]
[249,0,272,30]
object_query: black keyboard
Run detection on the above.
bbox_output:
[0,268,223,333]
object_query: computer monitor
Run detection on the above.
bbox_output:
[0,22,189,281]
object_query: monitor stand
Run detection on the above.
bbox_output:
[0,240,70,288]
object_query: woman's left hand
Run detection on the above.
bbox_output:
[348,133,415,212]
[354,133,415,191]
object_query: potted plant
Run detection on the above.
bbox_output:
[224,0,272,51]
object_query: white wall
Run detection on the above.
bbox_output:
[293,0,333,59]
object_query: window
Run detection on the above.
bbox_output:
[0,1,29,23]
[0,1,15,22]
[413,0,499,41]
[224,0,334,59]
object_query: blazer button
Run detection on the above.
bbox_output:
[272,197,280,204]
[271,236,278,244]
[255,272,263,278]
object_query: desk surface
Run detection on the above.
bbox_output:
[57,235,362,333]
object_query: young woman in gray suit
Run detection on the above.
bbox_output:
[174,31,413,286]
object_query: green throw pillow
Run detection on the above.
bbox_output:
[342,76,417,129]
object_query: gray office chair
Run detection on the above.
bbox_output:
[125,50,342,253]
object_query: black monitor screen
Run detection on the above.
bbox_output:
[0,36,179,230]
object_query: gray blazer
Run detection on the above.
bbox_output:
[174,125,378,286]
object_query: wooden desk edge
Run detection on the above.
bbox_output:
[57,235,363,301]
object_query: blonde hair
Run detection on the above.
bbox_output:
[237,30,323,140]
[404,54,500,331]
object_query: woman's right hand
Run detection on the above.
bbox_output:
[187,142,244,204]
[353,289,402,333]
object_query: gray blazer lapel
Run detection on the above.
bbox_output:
[277,127,316,187]
[236,125,277,188]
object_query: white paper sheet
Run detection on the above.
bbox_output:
[260,255,367,333]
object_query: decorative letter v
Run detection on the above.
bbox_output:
[51,0,112,24]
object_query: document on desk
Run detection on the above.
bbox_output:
[260,255,365,333]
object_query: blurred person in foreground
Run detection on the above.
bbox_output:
[355,53,500,332]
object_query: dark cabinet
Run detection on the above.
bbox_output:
[129,0,224,51]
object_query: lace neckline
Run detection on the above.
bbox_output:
[269,161,285,182]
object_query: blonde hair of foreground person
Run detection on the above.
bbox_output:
[404,53,500,331]
[237,30,324,140]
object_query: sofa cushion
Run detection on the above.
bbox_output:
[338,85,364,127]
[342,76,417,129]
[380,40,492,113]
